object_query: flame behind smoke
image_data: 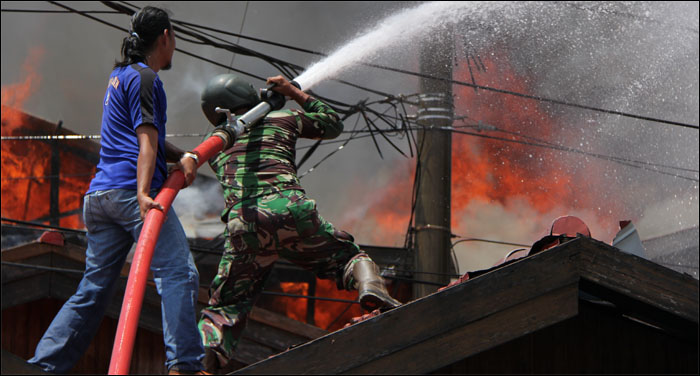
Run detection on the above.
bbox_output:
[1,47,45,133]
[335,50,625,270]
[450,51,622,241]
[2,47,95,229]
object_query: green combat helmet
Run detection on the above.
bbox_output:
[201,74,260,126]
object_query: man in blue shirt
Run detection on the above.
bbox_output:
[29,7,206,374]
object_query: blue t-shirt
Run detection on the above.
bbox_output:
[88,63,168,193]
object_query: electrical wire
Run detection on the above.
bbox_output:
[297,111,362,175]
[105,1,395,102]
[1,8,120,13]
[298,104,396,178]
[404,121,426,250]
[37,0,394,139]
[165,14,700,130]
[106,3,700,130]
[0,220,459,281]
[21,1,698,169]
[101,2,698,54]
[4,118,697,183]
[1,133,209,140]
[0,260,446,292]
[227,1,249,70]
[9,120,693,178]
[38,1,698,131]
[180,23,700,130]
[1,173,94,181]
[261,291,358,305]
[4,220,696,282]
[448,127,700,182]
[45,1,266,83]
[1,217,87,234]
[451,237,530,248]
[341,114,700,176]
[4,3,698,276]
[309,119,700,181]
[0,260,363,303]
[324,302,356,330]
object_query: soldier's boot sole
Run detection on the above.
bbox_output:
[358,283,402,312]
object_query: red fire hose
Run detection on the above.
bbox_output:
[108,134,225,374]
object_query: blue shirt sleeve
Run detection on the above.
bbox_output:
[129,65,158,130]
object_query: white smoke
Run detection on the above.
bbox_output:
[452,198,613,271]
[172,174,226,238]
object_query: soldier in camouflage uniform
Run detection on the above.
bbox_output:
[197,74,401,372]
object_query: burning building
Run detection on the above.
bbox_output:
[1,105,98,229]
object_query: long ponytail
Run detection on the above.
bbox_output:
[114,6,172,68]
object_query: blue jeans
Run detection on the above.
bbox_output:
[28,189,204,373]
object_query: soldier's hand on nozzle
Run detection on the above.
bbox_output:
[266,75,298,97]
[267,75,308,105]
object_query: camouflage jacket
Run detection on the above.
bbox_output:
[209,97,343,212]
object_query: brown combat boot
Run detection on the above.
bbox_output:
[343,253,402,311]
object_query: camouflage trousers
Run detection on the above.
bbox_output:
[198,190,360,370]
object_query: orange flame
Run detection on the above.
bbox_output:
[451,50,621,238]
[2,47,45,134]
[2,47,94,229]
[452,51,573,214]
[312,279,363,331]
[338,49,623,252]
[277,280,365,331]
[278,282,309,322]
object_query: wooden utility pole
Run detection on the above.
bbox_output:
[413,29,454,299]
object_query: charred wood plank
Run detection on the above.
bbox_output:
[244,320,315,352]
[1,242,56,262]
[1,253,53,283]
[232,338,280,366]
[1,349,51,374]
[249,307,327,340]
[578,237,699,323]
[347,283,578,374]
[1,273,51,309]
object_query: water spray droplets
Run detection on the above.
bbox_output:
[296,2,517,89]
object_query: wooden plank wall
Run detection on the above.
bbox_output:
[1,298,167,374]
[578,237,699,322]
[435,300,699,374]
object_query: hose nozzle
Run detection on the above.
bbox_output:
[259,80,301,111]
[214,79,303,148]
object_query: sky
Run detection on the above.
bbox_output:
[2,1,698,273]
